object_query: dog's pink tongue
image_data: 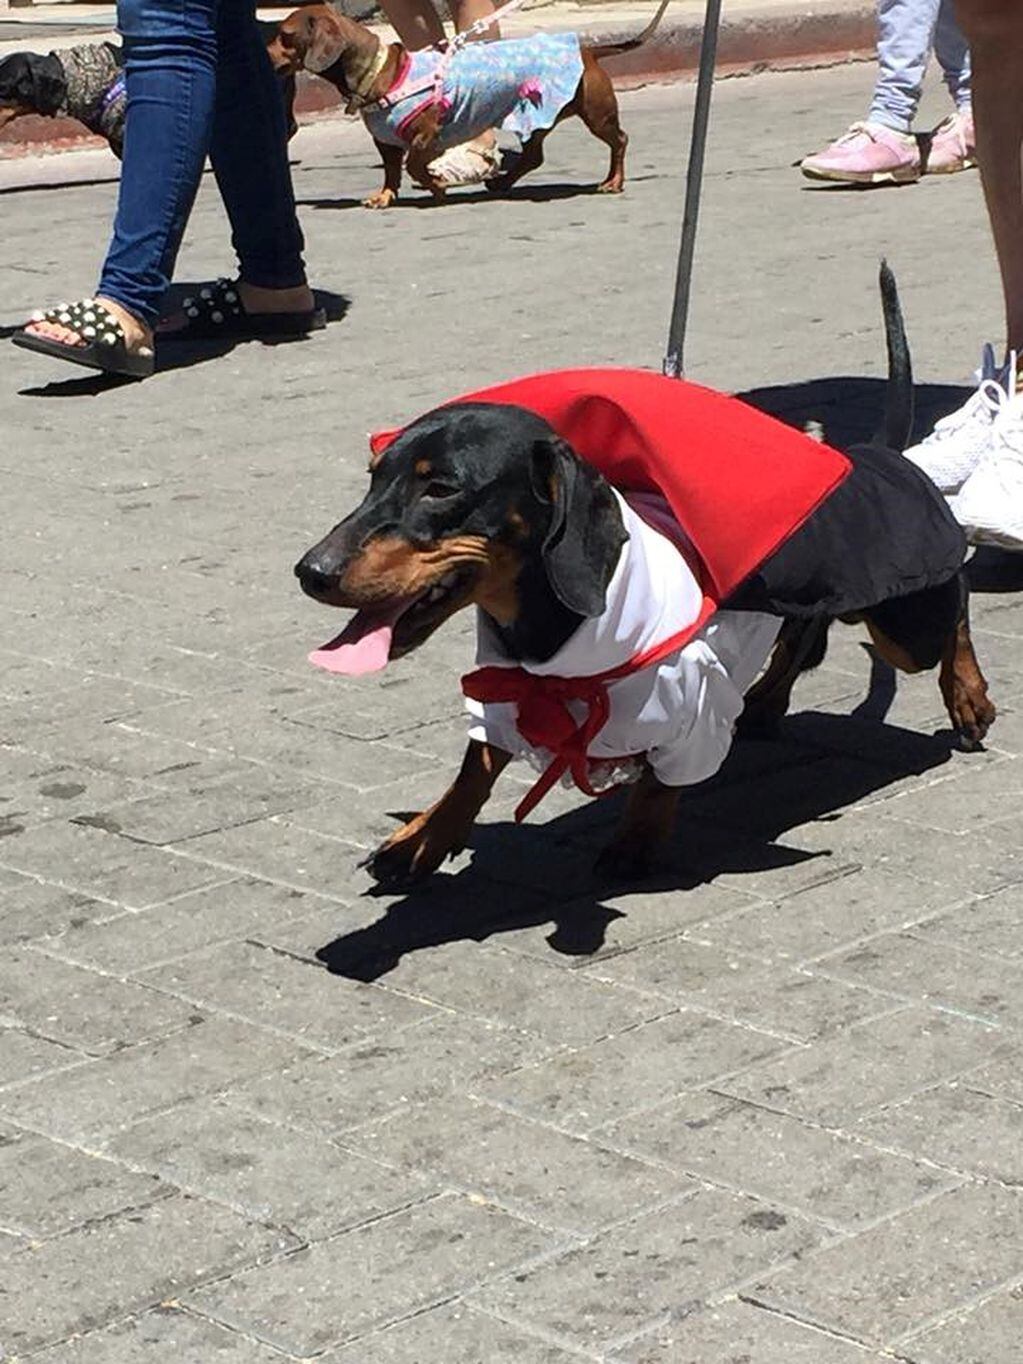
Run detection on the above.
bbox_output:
[309,602,406,676]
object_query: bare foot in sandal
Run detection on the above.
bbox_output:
[24,296,152,356]
[14,295,155,378]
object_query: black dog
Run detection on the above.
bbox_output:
[295,270,996,883]
[0,43,126,155]
[0,32,297,157]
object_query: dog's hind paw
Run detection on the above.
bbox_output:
[593,836,660,884]
[362,188,397,210]
[951,688,997,751]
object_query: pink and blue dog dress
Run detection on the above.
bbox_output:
[361,34,584,149]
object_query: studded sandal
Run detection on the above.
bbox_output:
[161,278,326,341]
[12,298,154,379]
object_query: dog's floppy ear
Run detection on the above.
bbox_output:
[304,12,347,72]
[530,436,628,617]
[0,53,65,117]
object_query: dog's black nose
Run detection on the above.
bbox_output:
[294,554,337,597]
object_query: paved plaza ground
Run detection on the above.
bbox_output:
[2,63,1023,1362]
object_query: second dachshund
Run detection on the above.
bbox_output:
[268,0,670,206]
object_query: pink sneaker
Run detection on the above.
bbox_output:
[800,122,920,185]
[926,109,976,174]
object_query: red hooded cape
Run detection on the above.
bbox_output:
[370,368,853,819]
[370,366,852,616]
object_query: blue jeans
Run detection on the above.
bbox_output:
[99,0,306,326]
[869,0,971,133]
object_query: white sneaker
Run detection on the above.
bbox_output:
[950,387,1023,549]
[903,344,1017,493]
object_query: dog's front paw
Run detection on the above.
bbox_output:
[363,188,397,210]
[360,811,467,887]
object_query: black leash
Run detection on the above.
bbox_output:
[663,0,722,380]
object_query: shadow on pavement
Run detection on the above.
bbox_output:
[316,705,958,981]
[739,374,973,449]
[298,172,663,211]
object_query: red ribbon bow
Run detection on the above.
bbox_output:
[461,667,612,821]
[461,622,701,821]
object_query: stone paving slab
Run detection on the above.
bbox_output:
[0,1132,168,1238]
[470,1187,825,1350]
[1,66,1022,1361]
[25,1309,293,1364]
[1,1193,298,1356]
[605,1090,959,1232]
[904,1289,1023,1364]
[221,1014,559,1136]
[0,1017,315,1144]
[326,1301,596,1362]
[186,1193,565,1356]
[480,1009,789,1137]
[346,1093,695,1236]
[613,1299,891,1362]
[719,1006,1009,1126]
[747,1183,1023,1349]
[106,1099,433,1240]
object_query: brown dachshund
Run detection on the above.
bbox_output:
[267,0,670,206]
[294,275,995,884]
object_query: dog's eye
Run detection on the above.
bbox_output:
[423,482,459,500]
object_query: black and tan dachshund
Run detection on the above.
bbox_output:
[295,279,995,883]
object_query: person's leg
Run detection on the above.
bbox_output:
[869,0,941,132]
[927,0,1023,548]
[924,0,974,175]
[934,0,971,109]
[447,0,498,33]
[954,0,1023,350]
[376,0,498,49]
[376,0,446,49]
[27,0,218,351]
[206,0,311,315]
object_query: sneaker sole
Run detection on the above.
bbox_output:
[800,164,921,185]
[924,156,978,175]
[963,523,1023,551]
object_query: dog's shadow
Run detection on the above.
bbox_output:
[298,173,662,212]
[317,702,958,981]
[739,373,971,449]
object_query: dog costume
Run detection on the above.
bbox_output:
[361,34,584,148]
[367,367,967,819]
[0,44,125,155]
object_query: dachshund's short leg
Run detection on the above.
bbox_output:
[405,109,448,199]
[488,127,552,193]
[575,53,627,192]
[596,766,680,879]
[363,139,404,209]
[939,610,997,748]
[363,740,511,885]
[739,618,831,737]
[864,575,996,748]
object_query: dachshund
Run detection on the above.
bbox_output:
[268,0,670,206]
[295,276,995,883]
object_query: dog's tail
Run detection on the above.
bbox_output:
[588,0,672,58]
[879,258,914,454]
